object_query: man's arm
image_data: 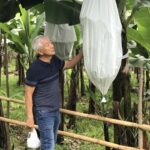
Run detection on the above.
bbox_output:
[25,85,35,128]
[64,50,83,69]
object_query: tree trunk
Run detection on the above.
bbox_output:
[0,32,9,150]
[66,66,78,129]
[57,70,65,144]
[0,100,10,150]
[102,103,110,150]
[112,0,136,147]
[17,54,25,85]
[88,81,96,114]
[143,131,150,150]
[3,34,10,116]
[0,30,2,87]
[113,32,135,146]
[103,123,110,150]
[3,34,11,150]
[80,59,86,96]
[146,71,149,90]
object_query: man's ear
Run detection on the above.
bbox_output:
[38,49,43,55]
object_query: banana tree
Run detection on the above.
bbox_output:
[0,0,44,22]
[127,5,150,73]
[0,0,149,149]
[112,0,150,148]
[0,4,45,66]
[0,0,81,25]
[0,4,45,87]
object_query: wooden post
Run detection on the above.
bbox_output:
[0,99,10,150]
[3,34,10,117]
[138,66,143,149]
[0,30,2,87]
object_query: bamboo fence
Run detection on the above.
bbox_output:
[0,116,142,150]
[0,96,149,150]
[0,96,150,131]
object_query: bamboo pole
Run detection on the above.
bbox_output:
[58,131,141,150]
[4,34,10,118]
[0,96,150,131]
[0,96,24,104]
[60,109,150,131]
[0,116,143,150]
[138,66,143,149]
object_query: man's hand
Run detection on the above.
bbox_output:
[64,50,83,69]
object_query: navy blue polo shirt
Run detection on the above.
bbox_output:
[25,56,64,111]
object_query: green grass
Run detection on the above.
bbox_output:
[0,74,109,150]
[1,74,25,121]
[0,74,24,99]
[1,69,149,149]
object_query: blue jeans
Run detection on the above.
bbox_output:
[35,109,60,150]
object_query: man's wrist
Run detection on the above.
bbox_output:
[27,115,33,119]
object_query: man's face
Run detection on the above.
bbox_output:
[40,38,55,56]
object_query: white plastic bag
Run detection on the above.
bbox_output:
[44,22,77,60]
[80,0,122,99]
[53,42,74,60]
[27,128,41,149]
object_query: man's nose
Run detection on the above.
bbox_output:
[52,44,55,49]
[51,44,54,49]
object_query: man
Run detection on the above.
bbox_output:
[25,35,83,150]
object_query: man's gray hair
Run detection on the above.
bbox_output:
[32,35,48,51]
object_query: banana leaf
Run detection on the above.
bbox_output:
[0,0,81,25]
[0,0,19,22]
[130,43,149,58]
[18,0,44,9]
[0,23,26,53]
[127,7,150,54]
[45,0,81,25]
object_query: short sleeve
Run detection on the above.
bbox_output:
[54,56,65,70]
[25,68,39,86]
